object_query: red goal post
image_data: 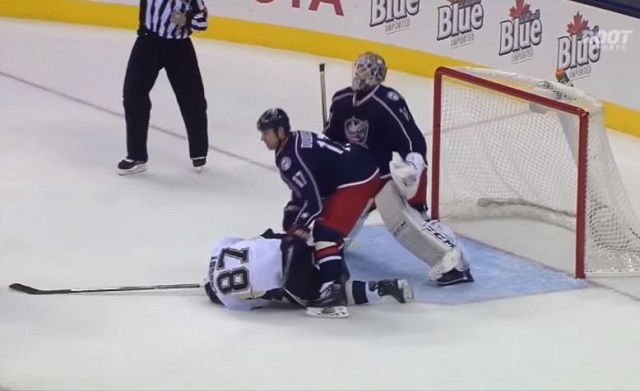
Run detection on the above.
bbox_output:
[431,66,640,278]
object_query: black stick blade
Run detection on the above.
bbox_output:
[9,283,47,295]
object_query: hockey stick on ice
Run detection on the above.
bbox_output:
[319,63,328,129]
[9,282,204,295]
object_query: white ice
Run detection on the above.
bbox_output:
[1,18,640,391]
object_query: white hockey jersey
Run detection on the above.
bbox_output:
[207,236,284,311]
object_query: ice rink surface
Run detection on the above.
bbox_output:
[2,18,640,390]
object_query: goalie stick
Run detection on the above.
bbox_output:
[9,282,203,295]
[319,63,328,129]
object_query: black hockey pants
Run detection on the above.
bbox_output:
[123,33,208,161]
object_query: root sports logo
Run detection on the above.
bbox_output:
[436,0,485,48]
[498,0,542,64]
[556,12,602,80]
[369,0,422,35]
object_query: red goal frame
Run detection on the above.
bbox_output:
[430,67,591,278]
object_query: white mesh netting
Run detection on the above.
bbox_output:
[436,67,640,275]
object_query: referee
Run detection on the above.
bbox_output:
[118,0,210,175]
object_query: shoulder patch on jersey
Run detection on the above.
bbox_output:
[280,157,292,171]
[387,91,400,101]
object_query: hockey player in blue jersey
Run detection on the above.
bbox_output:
[323,52,474,286]
[257,108,382,318]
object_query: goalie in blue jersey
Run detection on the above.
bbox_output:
[324,52,474,286]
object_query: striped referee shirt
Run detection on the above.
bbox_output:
[139,0,208,39]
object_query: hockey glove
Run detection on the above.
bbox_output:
[282,200,302,231]
[287,225,311,242]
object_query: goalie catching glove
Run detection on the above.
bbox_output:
[389,152,426,200]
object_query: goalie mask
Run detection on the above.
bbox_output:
[352,52,387,91]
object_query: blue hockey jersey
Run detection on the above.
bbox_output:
[324,84,427,178]
[275,131,379,229]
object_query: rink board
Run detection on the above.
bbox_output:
[347,225,589,305]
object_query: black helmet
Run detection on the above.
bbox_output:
[257,108,290,133]
[204,281,221,305]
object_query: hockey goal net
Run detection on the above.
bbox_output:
[431,66,640,278]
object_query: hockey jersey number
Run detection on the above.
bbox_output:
[211,247,250,295]
[317,138,350,154]
[207,237,284,310]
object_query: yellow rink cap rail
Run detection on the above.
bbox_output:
[1,0,638,137]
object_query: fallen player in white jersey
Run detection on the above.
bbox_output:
[204,229,413,317]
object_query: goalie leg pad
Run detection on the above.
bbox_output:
[375,182,469,279]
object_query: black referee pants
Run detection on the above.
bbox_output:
[123,34,208,162]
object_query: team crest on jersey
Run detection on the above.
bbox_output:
[344,117,369,146]
[387,91,400,101]
[280,157,292,171]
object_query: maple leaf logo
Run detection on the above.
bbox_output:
[567,12,590,35]
[509,0,530,19]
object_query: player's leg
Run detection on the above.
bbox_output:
[392,168,473,285]
[375,181,473,286]
[343,198,374,250]
[120,35,163,174]
[344,176,388,249]
[307,175,383,318]
[164,38,209,167]
[346,279,413,305]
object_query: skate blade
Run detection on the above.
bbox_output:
[194,166,204,174]
[436,272,474,287]
[306,305,349,318]
[118,164,147,176]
